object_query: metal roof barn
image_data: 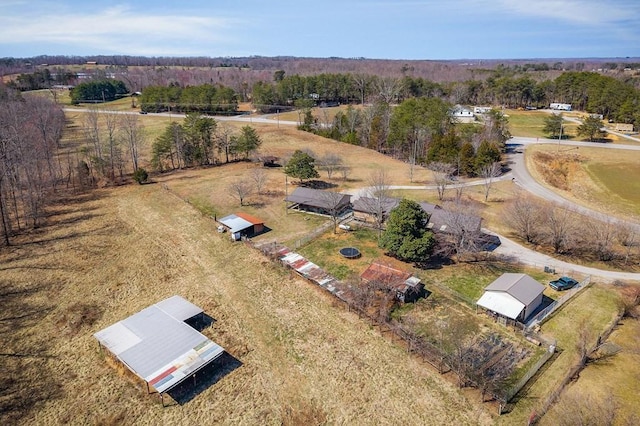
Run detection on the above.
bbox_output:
[94,296,225,397]
[476,274,545,322]
[218,214,254,234]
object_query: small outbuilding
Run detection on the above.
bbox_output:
[93,296,225,405]
[476,273,545,323]
[361,261,426,303]
[218,212,265,241]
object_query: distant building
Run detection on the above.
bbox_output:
[451,105,475,122]
[614,123,634,133]
[474,106,492,114]
[550,103,572,111]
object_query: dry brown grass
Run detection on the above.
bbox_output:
[0,182,492,425]
[527,144,640,220]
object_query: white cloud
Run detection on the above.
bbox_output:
[491,0,639,25]
[0,4,242,55]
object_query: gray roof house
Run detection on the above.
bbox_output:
[352,196,482,234]
[476,273,545,322]
[285,187,351,216]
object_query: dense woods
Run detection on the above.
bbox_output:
[0,89,65,245]
[139,83,238,114]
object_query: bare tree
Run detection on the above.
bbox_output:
[373,76,400,104]
[215,122,236,164]
[441,201,484,255]
[544,204,576,254]
[120,113,145,173]
[320,190,348,233]
[617,223,638,265]
[430,162,455,201]
[0,93,63,244]
[250,167,268,195]
[362,169,391,236]
[504,192,545,244]
[227,180,253,206]
[82,107,105,177]
[338,165,352,181]
[479,162,501,202]
[318,153,343,179]
[103,111,123,182]
[581,218,618,261]
[352,73,371,105]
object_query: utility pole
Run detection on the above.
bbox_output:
[557,122,563,152]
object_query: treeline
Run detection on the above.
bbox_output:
[70,80,128,104]
[505,192,638,263]
[139,83,238,114]
[302,98,507,177]
[0,89,65,245]
[252,70,640,123]
[151,114,261,171]
[8,68,77,91]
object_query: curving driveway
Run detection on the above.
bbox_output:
[346,136,640,282]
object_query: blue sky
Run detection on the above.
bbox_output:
[1,0,639,59]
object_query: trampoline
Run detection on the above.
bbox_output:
[339,247,361,259]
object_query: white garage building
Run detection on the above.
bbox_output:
[476,273,545,323]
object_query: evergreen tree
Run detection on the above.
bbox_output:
[379,199,436,263]
[284,150,319,184]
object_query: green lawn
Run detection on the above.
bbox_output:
[505,109,579,139]
[585,161,640,217]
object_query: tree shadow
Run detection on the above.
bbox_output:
[0,281,64,424]
[301,180,338,189]
[164,352,242,406]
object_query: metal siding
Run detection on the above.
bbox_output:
[155,295,203,322]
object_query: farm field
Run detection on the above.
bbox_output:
[3,94,639,425]
[0,180,495,425]
[526,144,640,220]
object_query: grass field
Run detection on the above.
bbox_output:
[541,311,640,425]
[497,284,624,425]
[527,144,640,219]
[0,182,495,425]
[3,98,639,424]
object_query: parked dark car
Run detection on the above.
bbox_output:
[549,276,578,291]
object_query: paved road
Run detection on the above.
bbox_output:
[63,107,301,126]
[345,136,640,282]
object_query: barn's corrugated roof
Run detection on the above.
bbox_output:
[219,214,254,233]
[285,187,351,210]
[94,296,224,394]
[484,273,545,306]
[234,212,264,225]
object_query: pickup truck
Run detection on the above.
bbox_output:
[549,276,578,291]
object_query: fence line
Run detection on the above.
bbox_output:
[529,311,624,424]
[526,276,592,329]
[503,342,555,403]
